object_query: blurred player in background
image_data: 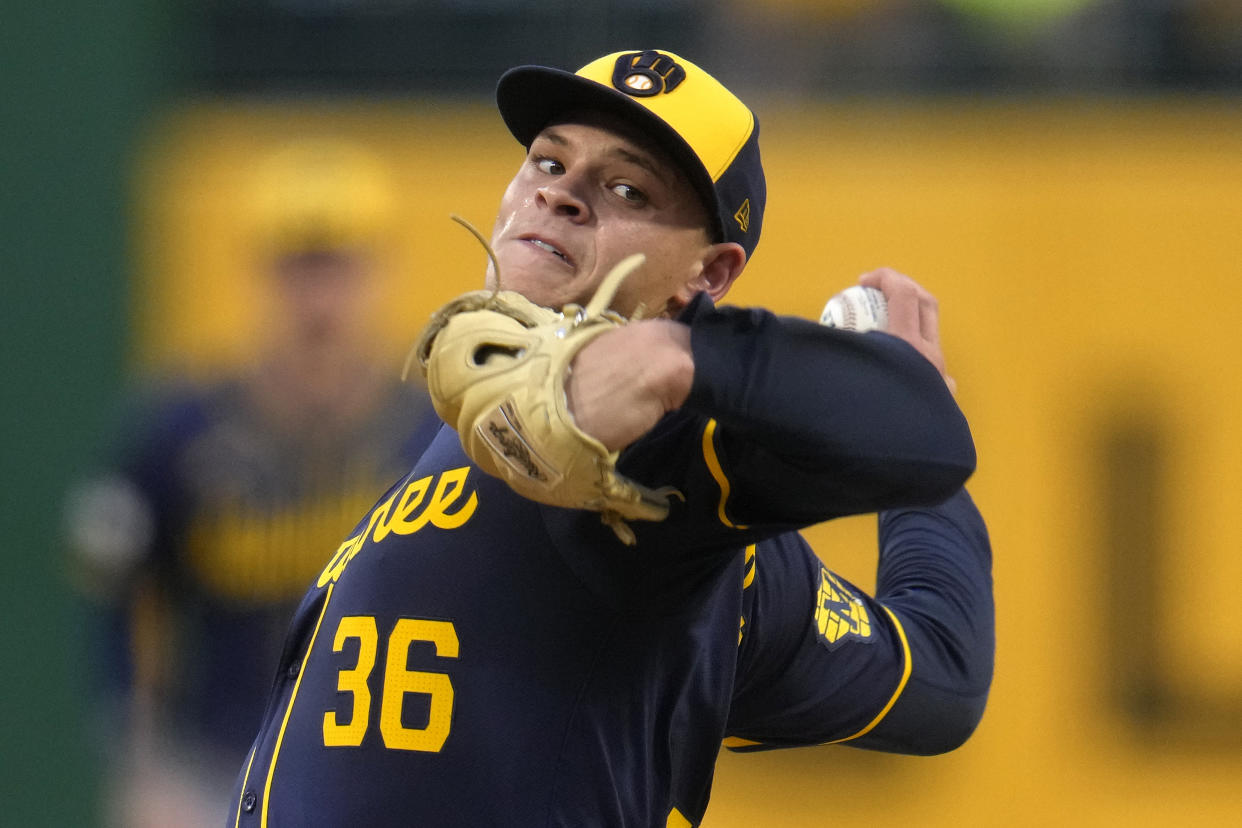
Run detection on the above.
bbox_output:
[63,138,439,827]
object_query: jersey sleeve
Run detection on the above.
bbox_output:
[852,488,994,753]
[680,297,975,527]
[724,488,993,754]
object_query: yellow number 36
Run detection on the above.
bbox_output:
[322,615,459,752]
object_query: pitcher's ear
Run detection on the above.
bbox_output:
[671,242,747,311]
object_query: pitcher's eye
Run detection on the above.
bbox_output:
[535,156,564,175]
[611,183,648,206]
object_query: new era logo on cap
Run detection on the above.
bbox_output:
[734,199,751,234]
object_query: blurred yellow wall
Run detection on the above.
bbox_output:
[132,99,1242,826]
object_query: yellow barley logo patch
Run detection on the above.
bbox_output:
[814,567,872,649]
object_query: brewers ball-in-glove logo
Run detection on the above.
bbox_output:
[612,51,686,97]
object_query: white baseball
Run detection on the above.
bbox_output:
[819,285,888,333]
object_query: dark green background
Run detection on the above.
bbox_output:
[3,3,179,824]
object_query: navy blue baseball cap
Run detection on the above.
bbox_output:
[496,49,766,260]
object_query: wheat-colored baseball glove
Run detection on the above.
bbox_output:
[410,220,677,545]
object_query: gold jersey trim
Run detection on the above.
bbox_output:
[701,419,748,530]
[721,604,913,751]
[249,582,336,826]
[232,746,257,828]
[825,604,913,744]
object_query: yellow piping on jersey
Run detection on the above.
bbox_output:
[826,604,913,744]
[258,582,336,826]
[739,544,757,645]
[701,419,748,530]
[721,604,913,751]
[232,747,258,828]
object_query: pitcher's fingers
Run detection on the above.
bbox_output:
[859,268,919,339]
[917,284,941,347]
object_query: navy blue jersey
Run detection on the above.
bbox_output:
[230,298,991,827]
[67,373,439,762]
